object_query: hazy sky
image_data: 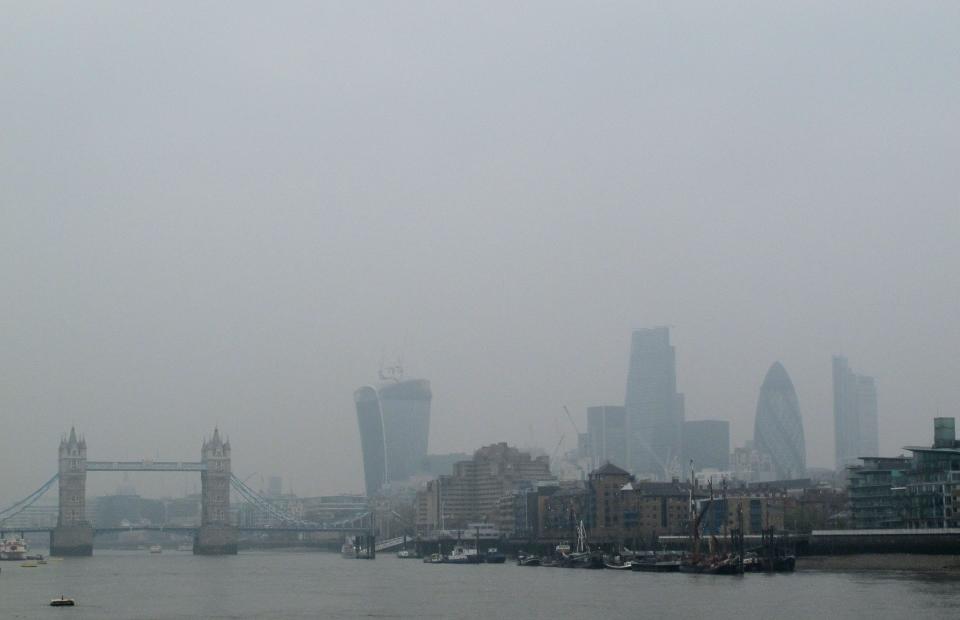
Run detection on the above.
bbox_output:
[2,2,958,500]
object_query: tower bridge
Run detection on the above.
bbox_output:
[0,428,372,556]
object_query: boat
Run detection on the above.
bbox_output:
[177,543,192,552]
[50,597,76,607]
[422,553,444,564]
[483,547,506,564]
[149,545,162,554]
[1,538,28,561]
[340,540,356,559]
[556,521,604,569]
[444,544,482,564]
[631,554,682,572]
[517,553,541,567]
[20,561,38,568]
[604,561,634,570]
[396,549,415,559]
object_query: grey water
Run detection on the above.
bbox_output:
[2,550,960,619]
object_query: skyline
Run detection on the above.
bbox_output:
[2,2,958,500]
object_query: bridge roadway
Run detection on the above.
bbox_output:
[85,461,207,472]
[1,525,372,535]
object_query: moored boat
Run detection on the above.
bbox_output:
[483,547,506,564]
[148,545,162,554]
[517,554,541,567]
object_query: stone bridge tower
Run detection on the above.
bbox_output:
[194,428,238,554]
[51,427,93,556]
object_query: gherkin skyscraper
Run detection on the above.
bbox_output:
[753,362,806,479]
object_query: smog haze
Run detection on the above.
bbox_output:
[2,2,958,499]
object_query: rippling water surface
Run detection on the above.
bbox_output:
[2,550,960,619]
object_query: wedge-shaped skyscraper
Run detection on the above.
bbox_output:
[753,362,806,479]
[355,379,432,497]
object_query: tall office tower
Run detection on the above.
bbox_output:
[585,406,628,470]
[354,378,432,497]
[683,420,730,471]
[753,362,806,479]
[833,356,880,469]
[624,327,685,479]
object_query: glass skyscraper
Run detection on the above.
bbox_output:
[624,327,685,479]
[753,361,806,480]
[354,378,432,497]
[833,356,879,470]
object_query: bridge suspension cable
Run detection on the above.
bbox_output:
[0,473,59,525]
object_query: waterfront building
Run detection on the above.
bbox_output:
[833,356,880,470]
[415,443,553,532]
[354,378,432,496]
[847,456,912,529]
[584,406,628,470]
[753,362,806,480]
[624,327,685,479]
[684,420,730,471]
[697,490,787,536]
[847,418,960,529]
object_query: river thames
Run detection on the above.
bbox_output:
[3,550,960,619]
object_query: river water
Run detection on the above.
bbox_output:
[3,549,960,619]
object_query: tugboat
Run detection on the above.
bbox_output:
[483,547,506,564]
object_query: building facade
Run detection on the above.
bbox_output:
[753,362,806,480]
[415,443,554,532]
[848,418,960,529]
[684,420,730,471]
[355,378,432,496]
[624,327,685,479]
[833,356,880,470]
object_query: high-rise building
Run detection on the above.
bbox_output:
[354,378,432,497]
[415,443,554,532]
[683,420,730,471]
[584,406,628,470]
[753,362,806,479]
[833,356,879,470]
[624,327,685,479]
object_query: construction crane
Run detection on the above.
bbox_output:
[562,405,581,436]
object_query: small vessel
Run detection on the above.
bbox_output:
[604,561,633,570]
[444,544,482,564]
[517,554,541,567]
[1,538,28,561]
[50,597,76,607]
[483,547,506,564]
[422,553,444,564]
[20,561,38,568]
[341,540,356,559]
[148,545,162,554]
[177,543,192,552]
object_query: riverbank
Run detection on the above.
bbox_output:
[800,554,960,572]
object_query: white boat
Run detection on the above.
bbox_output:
[0,538,28,561]
[445,544,482,564]
[341,540,356,558]
[148,545,162,554]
